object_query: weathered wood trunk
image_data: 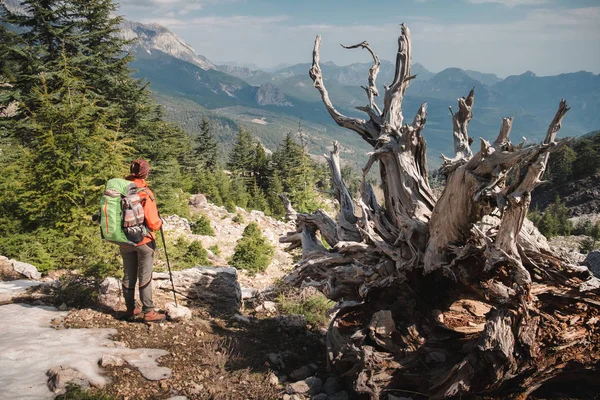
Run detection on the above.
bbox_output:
[281,24,600,399]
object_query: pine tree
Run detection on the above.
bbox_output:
[272,131,320,212]
[195,118,219,171]
[21,52,130,229]
[227,128,256,175]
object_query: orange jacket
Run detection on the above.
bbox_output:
[127,178,162,246]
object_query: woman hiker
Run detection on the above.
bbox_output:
[120,159,166,323]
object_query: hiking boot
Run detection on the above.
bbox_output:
[143,310,166,323]
[119,306,142,321]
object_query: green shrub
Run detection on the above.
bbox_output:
[580,237,597,254]
[168,237,210,269]
[232,213,245,224]
[225,200,237,213]
[277,292,334,328]
[229,222,274,274]
[55,384,114,400]
[53,275,99,309]
[191,214,215,236]
[528,197,573,238]
[209,245,221,256]
[0,224,120,276]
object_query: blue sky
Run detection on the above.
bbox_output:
[116,0,600,77]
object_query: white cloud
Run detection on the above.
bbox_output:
[128,6,600,77]
[464,0,551,6]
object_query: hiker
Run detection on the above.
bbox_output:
[119,159,166,323]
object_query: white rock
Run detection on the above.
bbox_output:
[46,365,99,392]
[241,287,259,299]
[263,301,277,313]
[99,355,125,367]
[165,302,192,321]
[11,260,41,280]
[97,277,123,311]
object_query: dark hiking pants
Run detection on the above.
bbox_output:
[120,242,156,313]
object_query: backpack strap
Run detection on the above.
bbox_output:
[137,188,155,202]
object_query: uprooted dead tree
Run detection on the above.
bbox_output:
[279,24,600,399]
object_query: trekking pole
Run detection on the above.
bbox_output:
[158,215,178,307]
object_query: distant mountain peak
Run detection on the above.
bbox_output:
[522,70,537,77]
[119,20,215,71]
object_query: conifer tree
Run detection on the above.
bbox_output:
[227,128,256,175]
[21,52,130,229]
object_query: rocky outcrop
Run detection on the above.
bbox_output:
[586,250,600,278]
[119,21,215,70]
[255,84,293,107]
[10,260,41,280]
[531,173,600,217]
[156,267,241,315]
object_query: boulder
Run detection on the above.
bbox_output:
[46,365,100,392]
[157,267,241,315]
[97,277,123,311]
[585,250,600,278]
[189,194,207,207]
[289,365,312,381]
[99,355,125,367]
[165,302,192,321]
[11,260,41,280]
[288,376,322,395]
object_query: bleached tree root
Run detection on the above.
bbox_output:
[281,23,600,399]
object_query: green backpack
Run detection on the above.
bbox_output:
[99,178,148,245]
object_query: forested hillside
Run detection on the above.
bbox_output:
[0,0,331,276]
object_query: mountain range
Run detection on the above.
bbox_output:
[120,20,600,165]
[3,0,599,166]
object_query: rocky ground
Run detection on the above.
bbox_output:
[531,173,600,217]
[0,200,359,400]
[2,196,600,400]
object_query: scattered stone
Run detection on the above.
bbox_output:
[189,194,207,207]
[166,397,188,400]
[231,314,250,324]
[97,277,123,311]
[323,376,343,395]
[268,372,280,386]
[157,267,241,315]
[11,260,41,280]
[99,355,125,367]
[162,215,191,234]
[165,302,192,322]
[241,287,259,299]
[58,303,68,311]
[289,377,322,395]
[267,352,285,369]
[585,250,600,278]
[289,365,311,381]
[46,365,98,392]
